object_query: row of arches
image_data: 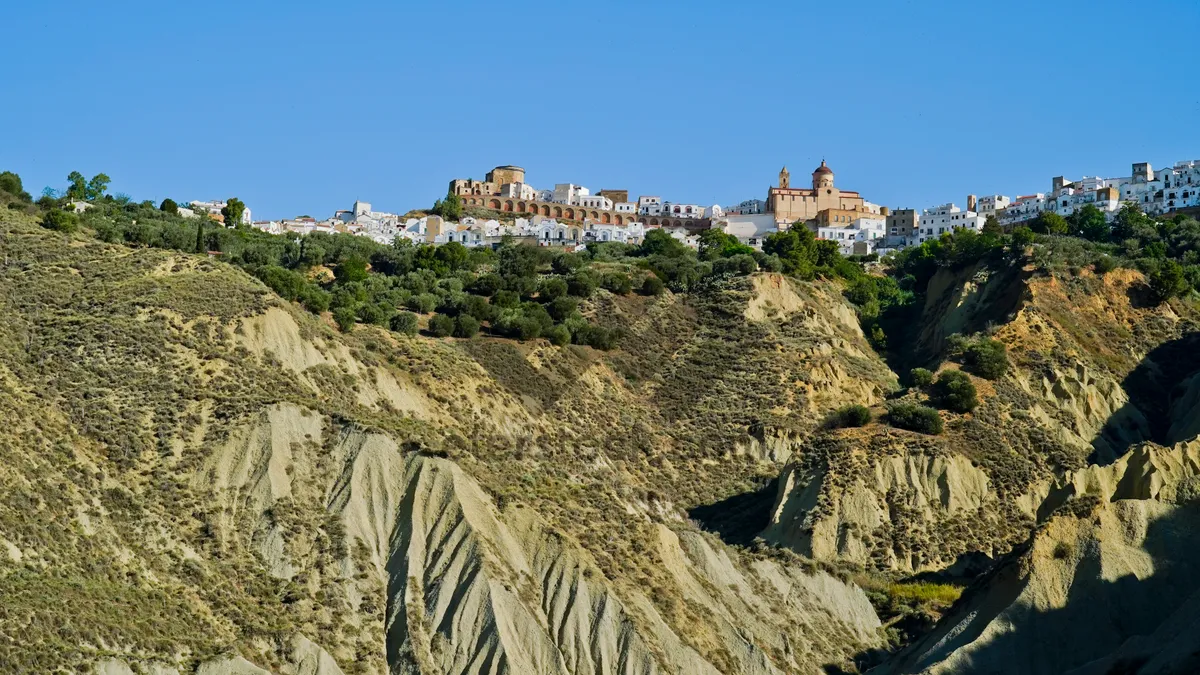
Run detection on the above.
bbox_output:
[646,218,693,228]
[461,197,633,225]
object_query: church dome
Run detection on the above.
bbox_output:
[813,160,833,175]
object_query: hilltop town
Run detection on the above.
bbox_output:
[234,158,1200,256]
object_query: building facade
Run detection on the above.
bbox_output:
[765,161,874,226]
[886,208,919,242]
[914,203,984,243]
[638,196,663,216]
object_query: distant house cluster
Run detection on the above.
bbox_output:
[252,199,649,250]
[449,165,724,230]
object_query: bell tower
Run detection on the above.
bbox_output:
[779,166,790,189]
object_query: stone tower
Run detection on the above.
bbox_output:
[779,166,790,189]
[812,160,834,189]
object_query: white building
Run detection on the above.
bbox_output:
[719,213,779,249]
[818,216,886,255]
[614,201,637,214]
[914,203,984,244]
[1048,185,1121,219]
[578,194,614,211]
[707,204,725,219]
[500,182,538,201]
[975,195,1011,218]
[638,196,663,216]
[553,183,590,205]
[190,199,253,226]
[999,194,1048,225]
[1120,161,1200,214]
[662,202,704,219]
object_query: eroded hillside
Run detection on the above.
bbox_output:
[5,207,1200,674]
[0,213,893,673]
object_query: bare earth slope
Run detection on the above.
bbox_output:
[0,213,889,673]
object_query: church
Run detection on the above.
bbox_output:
[765,161,884,226]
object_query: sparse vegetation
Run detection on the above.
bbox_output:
[887,403,944,434]
[933,370,978,413]
[964,339,1009,380]
[826,404,871,429]
[909,367,934,388]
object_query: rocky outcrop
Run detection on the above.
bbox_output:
[873,440,1200,675]
[760,436,1007,573]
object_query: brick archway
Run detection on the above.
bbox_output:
[649,218,659,226]
[565,208,576,220]
[504,200,514,212]
[615,215,624,225]
[489,199,501,209]
[542,205,551,216]
[601,212,611,224]
[553,206,563,218]
[517,201,526,212]
[590,211,599,220]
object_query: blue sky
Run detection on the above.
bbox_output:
[3,0,1198,220]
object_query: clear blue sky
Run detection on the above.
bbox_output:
[4,0,1198,220]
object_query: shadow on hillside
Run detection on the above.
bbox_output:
[878,262,1033,377]
[1092,331,1200,464]
[1124,282,1157,310]
[687,476,779,547]
[867,501,1200,675]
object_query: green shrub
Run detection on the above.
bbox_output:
[470,273,503,296]
[551,253,582,275]
[641,275,665,296]
[356,302,392,326]
[332,306,357,332]
[933,370,978,413]
[826,404,871,428]
[887,403,943,434]
[964,339,1008,380]
[573,324,622,350]
[42,209,80,233]
[390,312,419,335]
[428,313,455,337]
[492,289,520,308]
[545,324,571,346]
[462,294,497,322]
[1093,255,1117,275]
[909,368,934,388]
[538,276,568,301]
[453,314,480,338]
[600,271,632,295]
[567,272,597,298]
[546,296,577,322]
[1149,259,1187,305]
[407,293,438,314]
[300,287,330,314]
[945,333,969,357]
